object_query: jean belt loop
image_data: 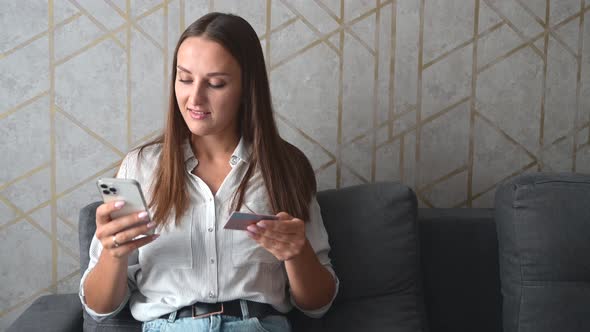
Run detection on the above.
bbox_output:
[239,300,250,320]
[167,310,178,323]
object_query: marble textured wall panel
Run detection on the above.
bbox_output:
[1,1,589,328]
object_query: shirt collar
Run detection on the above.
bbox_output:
[230,136,250,165]
[182,137,251,170]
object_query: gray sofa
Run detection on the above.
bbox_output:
[8,173,590,332]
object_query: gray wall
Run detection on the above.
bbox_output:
[1,0,589,329]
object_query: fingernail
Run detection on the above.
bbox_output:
[114,201,125,209]
[256,221,266,228]
[147,221,156,228]
[246,225,258,233]
[138,211,148,219]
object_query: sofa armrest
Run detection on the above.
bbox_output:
[7,293,83,332]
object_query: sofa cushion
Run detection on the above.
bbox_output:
[7,294,83,332]
[419,208,501,332]
[314,182,427,331]
[495,173,590,332]
[83,308,141,332]
[322,292,423,331]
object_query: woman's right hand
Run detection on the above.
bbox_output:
[95,200,159,259]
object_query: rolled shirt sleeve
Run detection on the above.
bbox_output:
[78,153,140,321]
[78,236,139,321]
[289,197,340,318]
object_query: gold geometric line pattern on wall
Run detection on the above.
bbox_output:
[415,0,425,202]
[336,0,344,189]
[574,0,587,172]
[0,91,50,121]
[371,0,380,182]
[1,0,589,328]
[126,0,132,149]
[49,0,58,294]
[468,0,479,207]
[539,0,550,169]
[389,0,397,154]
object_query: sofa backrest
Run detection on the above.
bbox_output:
[495,173,590,332]
[418,208,501,332]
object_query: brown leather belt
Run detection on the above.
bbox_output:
[160,300,281,320]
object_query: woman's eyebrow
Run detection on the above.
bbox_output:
[176,65,192,73]
[176,65,229,77]
[205,72,230,77]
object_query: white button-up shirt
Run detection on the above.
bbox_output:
[79,138,339,322]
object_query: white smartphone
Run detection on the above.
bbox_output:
[96,178,154,238]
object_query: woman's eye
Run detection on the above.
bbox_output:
[209,82,226,89]
[178,79,192,84]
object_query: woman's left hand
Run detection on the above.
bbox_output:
[246,212,306,261]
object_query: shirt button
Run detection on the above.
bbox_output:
[208,227,214,232]
[210,258,215,264]
[230,156,239,166]
[209,291,215,298]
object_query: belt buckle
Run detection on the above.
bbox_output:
[192,303,224,319]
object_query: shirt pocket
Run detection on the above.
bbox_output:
[139,207,194,269]
[231,201,280,267]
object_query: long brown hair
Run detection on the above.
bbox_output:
[138,12,316,226]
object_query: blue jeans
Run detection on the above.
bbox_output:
[142,300,291,332]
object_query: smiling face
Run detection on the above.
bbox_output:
[174,36,242,139]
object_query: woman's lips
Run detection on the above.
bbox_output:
[188,108,211,120]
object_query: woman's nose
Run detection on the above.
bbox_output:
[189,82,206,106]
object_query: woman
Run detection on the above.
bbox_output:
[80,12,338,332]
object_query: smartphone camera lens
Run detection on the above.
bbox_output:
[109,187,117,193]
[100,184,108,189]
[102,190,111,195]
